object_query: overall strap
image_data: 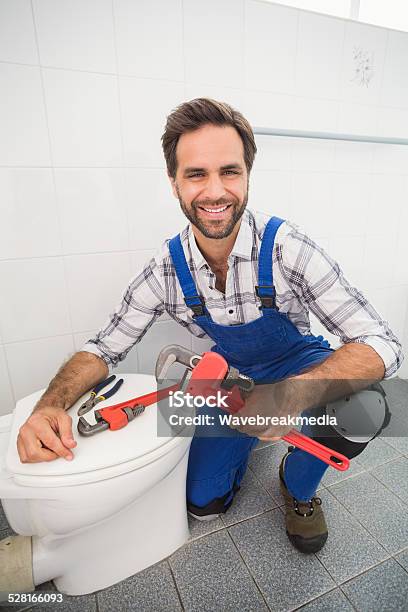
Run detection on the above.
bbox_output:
[168,234,206,318]
[256,216,285,310]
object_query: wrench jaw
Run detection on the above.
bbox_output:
[77,414,109,436]
[155,344,201,381]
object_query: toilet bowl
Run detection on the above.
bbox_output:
[0,374,192,595]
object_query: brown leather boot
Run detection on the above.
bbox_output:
[279,448,328,553]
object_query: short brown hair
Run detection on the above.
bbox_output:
[161,97,257,179]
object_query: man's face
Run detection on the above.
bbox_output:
[170,124,249,239]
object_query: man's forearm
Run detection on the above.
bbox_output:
[34,351,109,412]
[288,342,386,413]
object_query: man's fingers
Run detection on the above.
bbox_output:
[41,429,74,460]
[17,435,27,463]
[57,413,77,448]
[18,429,59,463]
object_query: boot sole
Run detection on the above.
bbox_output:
[287,530,328,554]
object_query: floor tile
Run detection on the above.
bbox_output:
[169,530,268,611]
[252,439,280,452]
[380,378,408,407]
[0,500,12,533]
[296,588,354,611]
[228,509,335,611]
[320,455,365,487]
[395,548,408,572]
[221,468,277,527]
[356,436,401,469]
[187,514,225,541]
[315,490,389,583]
[36,592,97,611]
[248,442,292,503]
[341,558,408,612]
[328,472,408,554]
[97,560,182,612]
[380,433,408,456]
[373,456,408,502]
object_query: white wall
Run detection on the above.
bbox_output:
[1,0,408,415]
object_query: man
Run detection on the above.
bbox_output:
[16,98,403,553]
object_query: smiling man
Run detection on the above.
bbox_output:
[16,98,403,554]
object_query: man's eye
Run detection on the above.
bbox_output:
[188,170,239,178]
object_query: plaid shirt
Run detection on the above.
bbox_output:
[83,209,403,379]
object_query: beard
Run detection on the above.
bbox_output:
[176,183,249,240]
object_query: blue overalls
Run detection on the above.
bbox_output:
[168,216,335,512]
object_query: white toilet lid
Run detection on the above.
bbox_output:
[6,374,190,487]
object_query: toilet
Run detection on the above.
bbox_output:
[0,374,192,595]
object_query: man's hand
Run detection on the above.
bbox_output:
[17,406,77,463]
[229,380,299,440]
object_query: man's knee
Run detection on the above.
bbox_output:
[305,382,390,460]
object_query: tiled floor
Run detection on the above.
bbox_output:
[1,378,408,611]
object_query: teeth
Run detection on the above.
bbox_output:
[203,206,228,213]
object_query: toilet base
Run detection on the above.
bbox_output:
[32,449,190,595]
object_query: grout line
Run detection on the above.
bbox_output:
[224,527,272,611]
[166,560,186,612]
[325,475,402,554]
[2,58,408,111]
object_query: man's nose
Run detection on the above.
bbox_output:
[202,174,227,200]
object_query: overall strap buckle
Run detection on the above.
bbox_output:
[184,295,206,317]
[255,285,277,309]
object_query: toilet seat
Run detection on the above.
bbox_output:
[5,374,191,488]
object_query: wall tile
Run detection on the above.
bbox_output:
[337,101,379,135]
[0,0,38,64]
[124,168,186,250]
[114,0,183,81]
[137,319,193,376]
[290,139,336,173]
[245,0,298,94]
[371,143,408,174]
[381,30,408,108]
[184,0,244,89]
[253,135,292,172]
[5,334,75,401]
[362,232,398,289]
[333,140,373,174]
[0,258,71,343]
[42,68,122,166]
[295,11,345,100]
[184,84,244,111]
[0,346,14,416]
[365,173,404,236]
[377,106,408,139]
[0,63,50,166]
[340,20,387,105]
[249,170,292,220]
[54,168,129,254]
[329,173,371,236]
[33,0,116,73]
[242,90,294,131]
[292,96,339,132]
[120,76,185,167]
[64,251,132,332]
[290,172,334,237]
[0,168,61,260]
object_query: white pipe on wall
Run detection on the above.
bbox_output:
[253,126,408,146]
